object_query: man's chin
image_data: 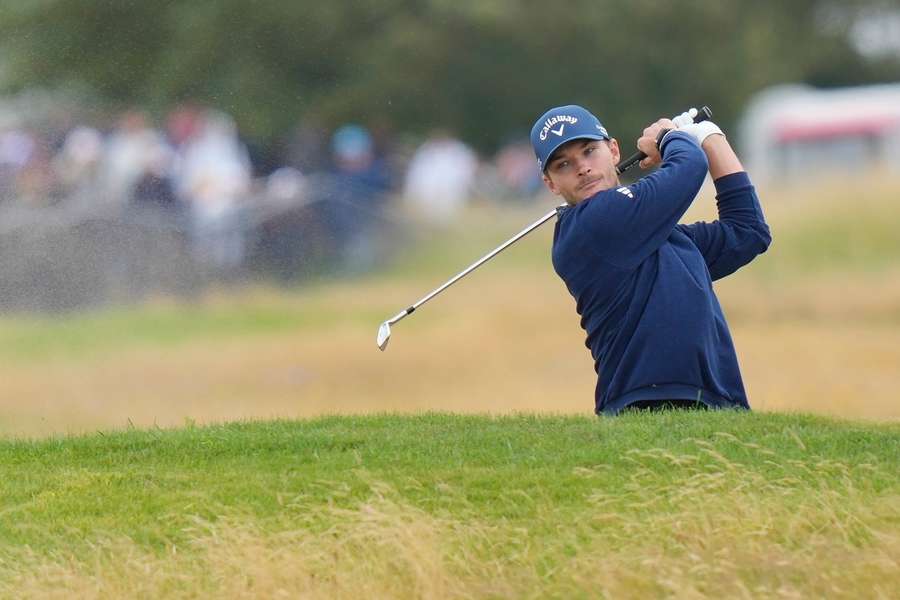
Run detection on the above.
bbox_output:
[576,180,609,201]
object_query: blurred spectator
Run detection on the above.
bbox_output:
[494,138,543,201]
[0,125,36,203]
[102,110,170,204]
[130,143,181,225]
[53,126,104,199]
[281,118,329,173]
[266,167,306,203]
[0,93,533,304]
[16,135,57,207]
[250,166,314,280]
[132,167,178,212]
[369,117,404,185]
[332,124,391,190]
[173,109,251,269]
[402,131,477,225]
[166,104,204,149]
[323,124,392,272]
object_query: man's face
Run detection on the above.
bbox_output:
[542,138,621,205]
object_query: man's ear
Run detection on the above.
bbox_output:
[542,173,561,196]
[608,138,621,165]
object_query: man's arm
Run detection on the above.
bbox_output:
[703,133,743,179]
[578,129,708,270]
[677,132,772,280]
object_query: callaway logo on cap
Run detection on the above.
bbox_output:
[530,105,610,171]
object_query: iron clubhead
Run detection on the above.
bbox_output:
[377,321,392,351]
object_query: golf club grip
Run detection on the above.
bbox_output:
[616,106,712,174]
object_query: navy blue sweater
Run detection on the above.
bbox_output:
[551,132,771,415]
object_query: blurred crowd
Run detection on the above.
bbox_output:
[0,102,545,278]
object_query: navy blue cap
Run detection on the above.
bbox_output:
[530,105,610,171]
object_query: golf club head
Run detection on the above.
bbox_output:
[377,321,392,351]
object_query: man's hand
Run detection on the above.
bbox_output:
[636,118,675,169]
[677,120,725,146]
[671,110,695,129]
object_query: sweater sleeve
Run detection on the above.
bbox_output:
[575,132,709,270]
[676,171,772,281]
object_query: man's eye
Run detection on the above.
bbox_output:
[585,146,595,155]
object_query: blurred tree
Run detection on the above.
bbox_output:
[1,0,897,151]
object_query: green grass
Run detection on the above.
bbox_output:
[0,306,293,363]
[1,413,897,598]
[0,185,898,596]
[0,297,383,365]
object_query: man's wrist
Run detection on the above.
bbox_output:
[713,171,750,193]
[656,128,683,155]
[693,121,725,145]
[655,127,673,150]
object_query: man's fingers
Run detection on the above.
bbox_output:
[672,109,695,129]
[636,135,655,154]
[636,134,661,169]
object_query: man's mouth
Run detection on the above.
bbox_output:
[578,178,603,192]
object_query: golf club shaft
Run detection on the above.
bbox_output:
[384,105,710,330]
[393,206,563,323]
[616,106,712,174]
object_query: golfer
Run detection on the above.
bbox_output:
[530,106,771,415]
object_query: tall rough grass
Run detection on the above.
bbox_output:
[3,431,897,599]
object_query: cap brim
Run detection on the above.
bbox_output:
[542,134,608,171]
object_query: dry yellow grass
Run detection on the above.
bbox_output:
[0,176,898,435]
[0,268,897,437]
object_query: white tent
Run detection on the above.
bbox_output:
[739,83,900,181]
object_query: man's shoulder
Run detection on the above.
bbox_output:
[554,189,631,238]
[552,204,632,278]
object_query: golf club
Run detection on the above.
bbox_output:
[377,106,712,351]
[616,106,711,173]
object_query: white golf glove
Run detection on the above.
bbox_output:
[677,120,725,145]
[671,108,697,129]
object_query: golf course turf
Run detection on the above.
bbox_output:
[1,412,897,598]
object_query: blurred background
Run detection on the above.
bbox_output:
[0,0,898,435]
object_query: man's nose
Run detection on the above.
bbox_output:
[576,159,591,176]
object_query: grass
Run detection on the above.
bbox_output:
[686,173,900,277]
[0,413,898,598]
[0,176,898,596]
